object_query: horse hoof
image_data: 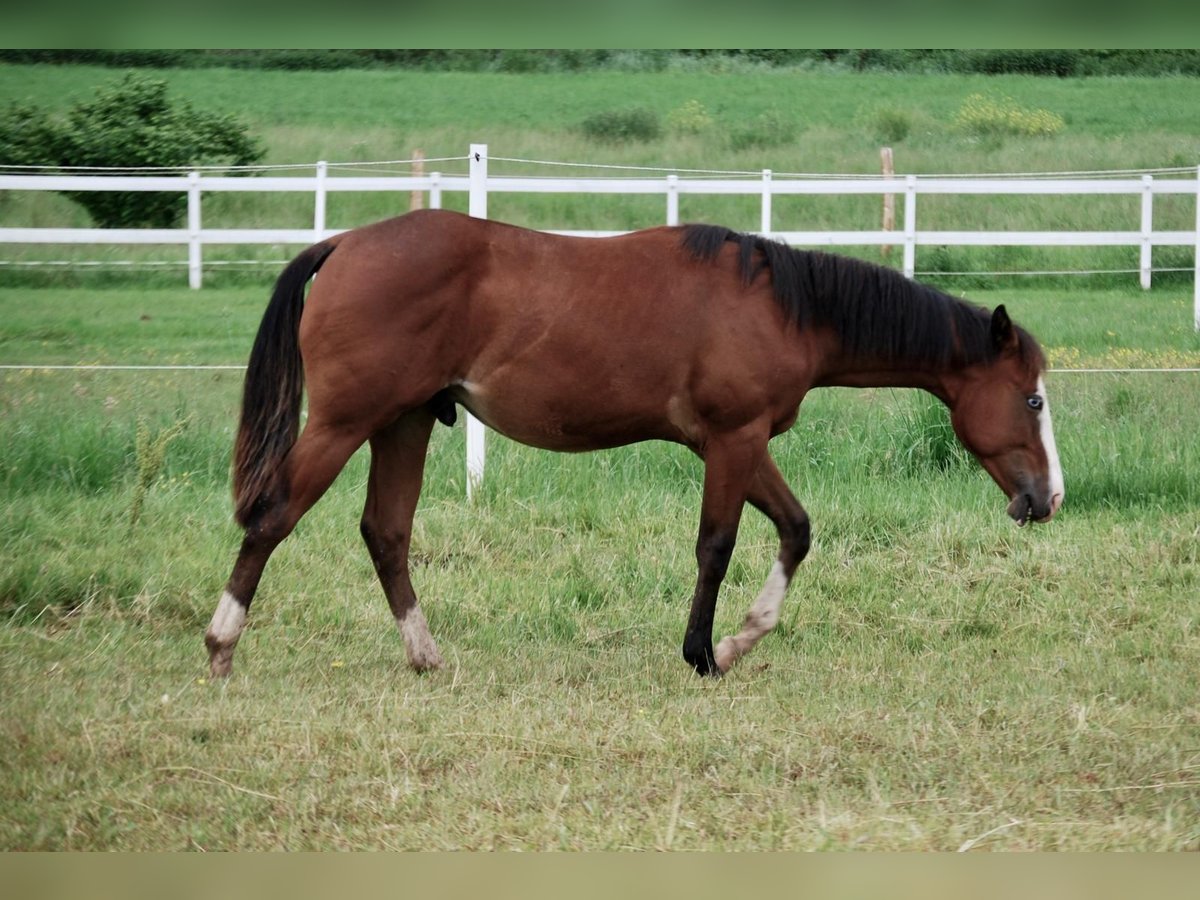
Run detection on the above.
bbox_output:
[208,644,235,678]
[684,648,720,678]
[714,636,740,673]
[409,652,444,673]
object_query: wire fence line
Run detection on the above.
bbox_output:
[2,155,1196,180]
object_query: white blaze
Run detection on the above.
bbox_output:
[1037,376,1065,511]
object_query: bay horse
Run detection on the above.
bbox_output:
[206,209,1063,679]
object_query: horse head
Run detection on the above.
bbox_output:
[946,306,1064,526]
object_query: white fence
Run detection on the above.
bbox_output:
[3,143,1198,320]
[4,143,1200,494]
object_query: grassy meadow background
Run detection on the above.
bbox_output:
[1,59,1199,850]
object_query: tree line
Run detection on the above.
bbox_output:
[3,49,1200,77]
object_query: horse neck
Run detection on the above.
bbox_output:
[812,348,961,403]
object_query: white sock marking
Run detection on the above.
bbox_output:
[395,606,443,670]
[715,559,790,672]
[208,590,246,646]
[746,559,788,638]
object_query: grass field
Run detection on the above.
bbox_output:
[1,278,1198,850]
[2,62,1199,850]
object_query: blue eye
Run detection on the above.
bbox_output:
[1027,395,1044,411]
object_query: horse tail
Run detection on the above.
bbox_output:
[232,240,337,527]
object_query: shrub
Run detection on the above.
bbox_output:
[0,74,264,228]
[952,93,1065,139]
[580,107,662,144]
[666,100,713,135]
[0,103,60,173]
[869,108,913,144]
[728,110,797,152]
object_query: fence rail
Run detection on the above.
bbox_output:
[3,144,1198,322]
[5,144,1200,495]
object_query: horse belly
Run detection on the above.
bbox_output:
[451,367,679,452]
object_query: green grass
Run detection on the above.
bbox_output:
[2,63,1198,849]
[1,281,1198,849]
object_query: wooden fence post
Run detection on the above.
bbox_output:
[410,150,425,211]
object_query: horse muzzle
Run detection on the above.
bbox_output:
[1007,491,1063,527]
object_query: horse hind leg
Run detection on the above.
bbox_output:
[714,453,810,674]
[206,421,364,677]
[359,410,443,672]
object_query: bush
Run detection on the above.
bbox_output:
[952,93,1065,139]
[666,100,713,135]
[0,104,60,173]
[0,74,264,228]
[580,107,662,144]
[869,108,913,144]
[728,110,798,152]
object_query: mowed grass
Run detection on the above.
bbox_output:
[1,280,1198,850]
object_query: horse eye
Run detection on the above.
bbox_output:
[1027,395,1044,411]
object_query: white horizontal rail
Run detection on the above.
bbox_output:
[1,146,1197,333]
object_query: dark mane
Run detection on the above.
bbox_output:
[680,224,1044,370]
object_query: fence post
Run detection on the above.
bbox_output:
[187,171,201,289]
[410,150,425,212]
[430,172,442,210]
[1194,166,1200,331]
[665,174,680,226]
[1140,175,1153,290]
[902,174,917,279]
[760,169,772,235]
[881,147,895,259]
[313,160,328,240]
[466,144,488,498]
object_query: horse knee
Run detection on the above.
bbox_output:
[360,518,408,572]
[780,509,811,568]
[695,528,737,578]
[792,513,812,560]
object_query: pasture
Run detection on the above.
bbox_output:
[1,61,1199,850]
[1,280,1198,850]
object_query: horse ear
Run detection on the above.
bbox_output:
[990,304,1017,352]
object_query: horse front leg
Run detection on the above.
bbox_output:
[714,453,810,673]
[681,423,769,676]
